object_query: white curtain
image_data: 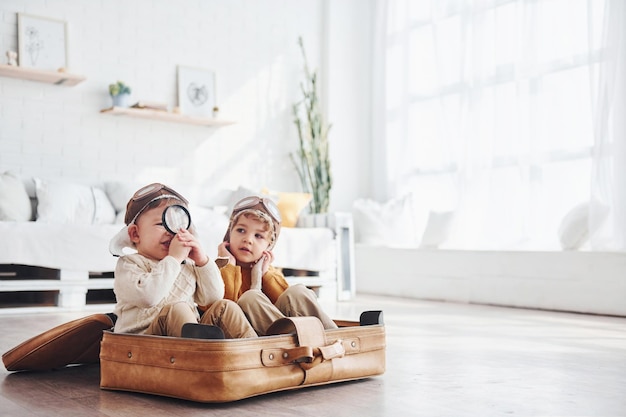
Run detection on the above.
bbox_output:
[590,0,626,250]
[375,0,625,250]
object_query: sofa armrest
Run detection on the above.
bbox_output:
[295,212,356,300]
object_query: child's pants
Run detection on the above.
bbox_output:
[146,299,257,338]
[237,284,338,336]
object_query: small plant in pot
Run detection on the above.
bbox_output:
[109,80,132,108]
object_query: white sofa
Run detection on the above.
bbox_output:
[351,194,626,317]
[355,245,626,316]
[0,174,354,313]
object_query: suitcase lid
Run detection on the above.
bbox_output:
[2,313,115,372]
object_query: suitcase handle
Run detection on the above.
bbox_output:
[261,339,345,369]
[299,339,345,370]
[264,316,346,369]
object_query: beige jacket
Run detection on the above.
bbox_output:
[112,253,223,334]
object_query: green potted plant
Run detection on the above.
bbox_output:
[109,80,132,108]
[290,36,332,214]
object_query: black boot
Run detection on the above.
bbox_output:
[181,323,225,339]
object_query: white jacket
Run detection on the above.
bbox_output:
[112,253,224,334]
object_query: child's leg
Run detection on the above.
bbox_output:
[146,302,198,337]
[237,289,285,336]
[200,299,258,338]
[275,284,338,329]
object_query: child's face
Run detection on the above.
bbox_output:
[228,214,272,264]
[128,203,174,261]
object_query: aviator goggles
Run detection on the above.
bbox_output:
[232,196,282,224]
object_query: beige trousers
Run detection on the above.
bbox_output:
[237,284,338,336]
[146,299,257,338]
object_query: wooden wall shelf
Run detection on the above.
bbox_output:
[100,107,235,127]
[0,64,86,86]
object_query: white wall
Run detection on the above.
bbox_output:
[1,0,364,206]
[324,0,374,212]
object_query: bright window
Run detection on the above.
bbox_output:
[380,0,610,249]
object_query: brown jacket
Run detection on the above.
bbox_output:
[220,263,289,304]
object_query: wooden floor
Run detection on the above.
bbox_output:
[0,295,625,416]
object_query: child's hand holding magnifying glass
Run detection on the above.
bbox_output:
[162,205,208,266]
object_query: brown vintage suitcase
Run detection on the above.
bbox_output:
[2,311,384,403]
[99,311,386,403]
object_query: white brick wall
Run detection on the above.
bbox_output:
[0,0,324,194]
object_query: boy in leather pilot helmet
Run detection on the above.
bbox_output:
[213,195,337,335]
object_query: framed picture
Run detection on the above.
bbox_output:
[17,13,68,71]
[177,66,216,118]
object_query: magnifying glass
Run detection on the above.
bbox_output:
[162,204,191,234]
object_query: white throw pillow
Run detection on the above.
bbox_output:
[92,187,117,224]
[352,194,421,247]
[558,202,588,250]
[558,200,609,250]
[104,181,142,214]
[226,186,260,215]
[0,172,32,221]
[420,211,454,248]
[190,204,229,229]
[35,179,116,224]
[195,187,234,209]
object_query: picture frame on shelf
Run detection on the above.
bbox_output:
[177,66,216,118]
[17,13,68,71]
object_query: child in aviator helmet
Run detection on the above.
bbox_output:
[212,195,337,335]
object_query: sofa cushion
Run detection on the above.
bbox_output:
[558,199,609,250]
[226,186,259,214]
[275,192,312,228]
[104,181,141,214]
[420,211,454,248]
[352,194,424,247]
[261,189,312,228]
[0,172,32,221]
[35,178,116,224]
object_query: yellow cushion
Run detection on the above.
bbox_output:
[262,188,312,227]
